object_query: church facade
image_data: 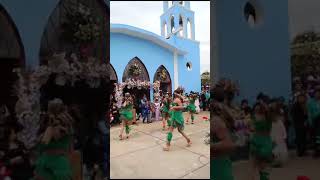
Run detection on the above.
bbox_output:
[0,0,109,111]
[110,1,201,99]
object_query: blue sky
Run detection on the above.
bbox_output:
[110,1,210,74]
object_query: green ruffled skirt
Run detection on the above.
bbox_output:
[211,158,234,180]
[161,106,170,117]
[120,109,133,121]
[250,134,274,162]
[168,111,184,131]
[186,104,196,113]
[33,154,72,180]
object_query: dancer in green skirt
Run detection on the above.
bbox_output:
[161,94,171,130]
[211,86,236,180]
[119,93,134,140]
[186,93,197,124]
[163,88,192,151]
[33,99,73,180]
[249,102,273,180]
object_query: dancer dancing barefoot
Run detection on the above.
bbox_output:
[211,86,236,180]
[119,93,134,140]
[161,94,171,131]
[163,88,191,151]
[186,93,197,124]
[249,102,273,180]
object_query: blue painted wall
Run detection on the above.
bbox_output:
[110,32,175,99]
[111,23,202,98]
[0,0,109,68]
[172,36,201,93]
[214,0,291,103]
[0,0,59,68]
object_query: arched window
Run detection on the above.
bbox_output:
[179,15,183,37]
[108,63,118,82]
[186,62,192,71]
[39,0,108,64]
[0,5,25,62]
[153,65,172,95]
[170,15,175,33]
[243,1,263,27]
[0,5,25,114]
[122,57,150,82]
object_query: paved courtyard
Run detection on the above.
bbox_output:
[233,152,320,180]
[110,111,210,179]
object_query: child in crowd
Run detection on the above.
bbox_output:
[142,100,150,123]
[154,99,161,121]
[271,110,288,167]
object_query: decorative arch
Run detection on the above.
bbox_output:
[108,63,118,82]
[170,15,175,33]
[0,4,26,115]
[122,57,150,82]
[178,15,184,37]
[0,5,25,64]
[39,0,108,64]
[153,65,172,94]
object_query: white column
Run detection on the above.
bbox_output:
[173,51,179,90]
[183,17,188,38]
[163,1,168,12]
[167,17,171,36]
[161,21,165,37]
[191,19,195,40]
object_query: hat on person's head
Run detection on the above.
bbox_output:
[125,92,130,97]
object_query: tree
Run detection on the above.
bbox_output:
[201,71,210,86]
[291,31,320,79]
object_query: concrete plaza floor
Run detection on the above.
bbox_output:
[110,111,210,179]
[233,151,320,180]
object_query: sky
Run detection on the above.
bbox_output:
[110,1,210,74]
[289,0,320,39]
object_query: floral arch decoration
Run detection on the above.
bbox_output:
[114,79,160,108]
[13,53,108,149]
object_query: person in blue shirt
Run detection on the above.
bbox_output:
[307,87,320,157]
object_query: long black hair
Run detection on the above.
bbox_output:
[211,86,235,131]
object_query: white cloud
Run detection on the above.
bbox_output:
[110,1,210,74]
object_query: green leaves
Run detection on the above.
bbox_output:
[291,31,320,78]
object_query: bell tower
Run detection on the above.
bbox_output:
[160,1,195,40]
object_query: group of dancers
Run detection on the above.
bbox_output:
[211,85,276,180]
[118,87,198,151]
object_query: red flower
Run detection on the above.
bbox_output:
[297,176,310,180]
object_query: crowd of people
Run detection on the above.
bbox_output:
[211,77,320,180]
[109,88,210,151]
[109,90,210,127]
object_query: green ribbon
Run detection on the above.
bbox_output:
[125,124,130,134]
[259,171,270,180]
[167,132,173,142]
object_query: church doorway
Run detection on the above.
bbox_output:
[153,65,172,96]
[122,57,151,100]
[0,5,25,119]
[38,0,109,178]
